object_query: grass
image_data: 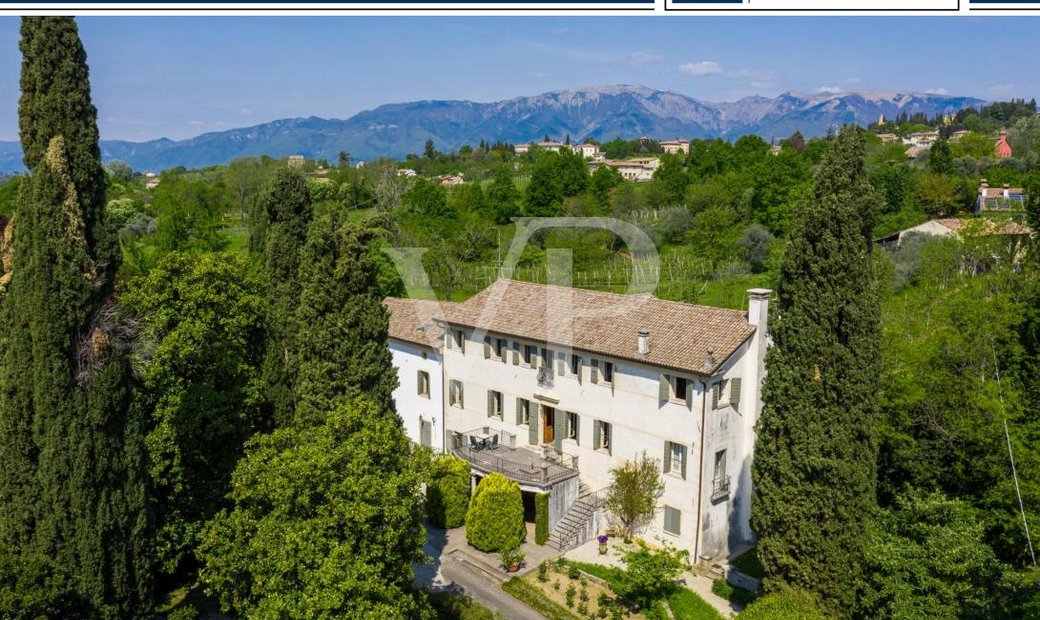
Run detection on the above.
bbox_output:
[502,576,584,620]
[667,588,725,620]
[565,559,723,620]
[223,226,250,253]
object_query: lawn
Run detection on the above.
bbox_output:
[566,560,723,620]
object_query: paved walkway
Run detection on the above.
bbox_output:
[416,523,547,620]
[563,538,742,617]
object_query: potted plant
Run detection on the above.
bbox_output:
[502,545,525,573]
[598,534,609,555]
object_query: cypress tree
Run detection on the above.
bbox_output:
[294,217,397,426]
[0,18,152,616]
[751,127,881,616]
[254,168,312,427]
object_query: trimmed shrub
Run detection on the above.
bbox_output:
[738,587,827,620]
[428,455,471,528]
[465,473,525,552]
[535,492,550,545]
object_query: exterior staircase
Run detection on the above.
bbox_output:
[547,482,605,552]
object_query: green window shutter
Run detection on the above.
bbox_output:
[659,374,670,402]
[554,409,564,452]
[680,445,688,480]
[664,506,681,535]
[593,420,601,450]
[685,381,694,410]
[512,341,520,365]
[501,340,507,364]
[529,406,539,445]
[484,336,491,359]
[573,414,580,446]
[444,330,451,349]
[663,442,671,474]
[487,389,493,417]
[557,351,565,375]
[712,383,720,409]
[591,359,599,384]
[575,356,583,383]
[730,378,742,410]
[515,397,523,425]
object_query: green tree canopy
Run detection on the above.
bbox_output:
[465,473,525,553]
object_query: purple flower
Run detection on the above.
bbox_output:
[598,535,608,544]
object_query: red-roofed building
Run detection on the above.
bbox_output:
[995,131,1013,159]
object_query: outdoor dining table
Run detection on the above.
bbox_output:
[473,431,494,450]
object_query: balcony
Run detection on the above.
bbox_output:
[711,475,731,503]
[451,427,579,489]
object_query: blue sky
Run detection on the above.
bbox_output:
[0,17,1036,142]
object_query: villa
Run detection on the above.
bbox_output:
[385,280,771,564]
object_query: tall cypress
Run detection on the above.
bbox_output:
[0,18,151,616]
[294,217,397,426]
[255,168,312,427]
[751,127,881,616]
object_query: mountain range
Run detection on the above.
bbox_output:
[0,85,986,173]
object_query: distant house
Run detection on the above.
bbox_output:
[440,174,465,186]
[569,143,603,159]
[660,139,690,156]
[876,133,900,143]
[902,131,939,148]
[769,145,783,156]
[588,157,660,182]
[975,179,1027,214]
[949,130,970,141]
[144,172,160,190]
[287,155,306,168]
[876,217,1032,248]
[995,131,1013,159]
[397,169,417,177]
[515,141,564,155]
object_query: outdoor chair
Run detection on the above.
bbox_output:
[490,435,499,450]
[469,435,481,451]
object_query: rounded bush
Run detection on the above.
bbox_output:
[427,455,471,528]
[464,473,526,552]
[739,586,827,620]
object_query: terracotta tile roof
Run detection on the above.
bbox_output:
[385,297,448,350]
[437,279,756,376]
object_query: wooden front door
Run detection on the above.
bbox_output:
[542,406,555,444]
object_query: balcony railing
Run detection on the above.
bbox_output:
[451,427,578,487]
[711,475,731,502]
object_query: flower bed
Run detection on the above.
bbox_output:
[504,558,643,620]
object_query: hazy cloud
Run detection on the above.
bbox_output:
[679,61,724,76]
[924,87,949,95]
[628,51,663,66]
[847,77,862,84]
[816,86,844,94]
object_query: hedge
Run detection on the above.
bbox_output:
[738,587,828,620]
[502,577,583,620]
[427,455,471,528]
[535,492,550,545]
[465,473,526,552]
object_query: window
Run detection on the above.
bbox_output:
[420,419,433,448]
[522,344,536,366]
[452,329,465,353]
[664,441,687,480]
[672,376,689,404]
[713,449,727,481]
[566,412,579,442]
[570,354,581,376]
[540,348,554,371]
[494,338,506,359]
[517,398,531,426]
[488,390,503,419]
[417,370,430,398]
[712,450,730,501]
[663,506,681,536]
[449,380,464,408]
[602,361,614,384]
[594,420,612,454]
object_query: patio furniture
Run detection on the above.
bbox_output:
[490,435,499,450]
[469,435,482,451]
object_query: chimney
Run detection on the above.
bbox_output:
[637,330,650,356]
[748,289,771,329]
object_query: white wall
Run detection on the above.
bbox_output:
[437,320,764,561]
[390,340,445,452]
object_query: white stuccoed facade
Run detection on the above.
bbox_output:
[386,281,770,563]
